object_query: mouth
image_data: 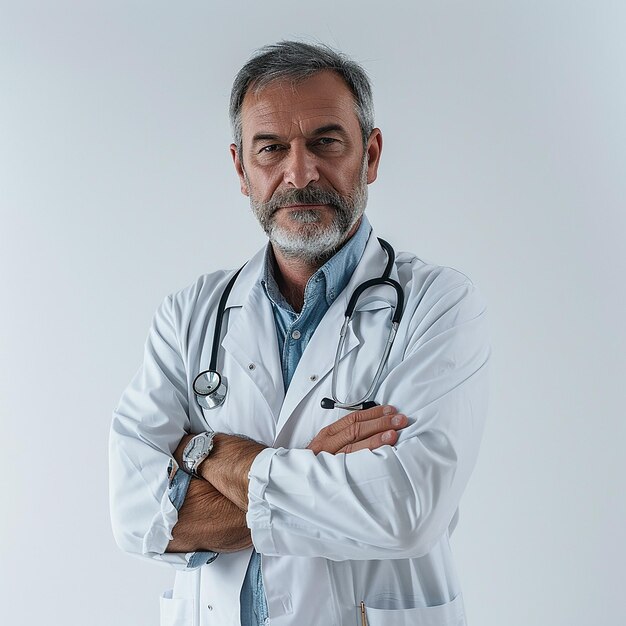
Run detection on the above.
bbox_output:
[281,204,329,210]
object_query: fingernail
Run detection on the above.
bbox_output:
[383,405,395,415]
[382,431,393,442]
[391,414,405,427]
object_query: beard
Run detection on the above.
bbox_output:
[247,156,369,265]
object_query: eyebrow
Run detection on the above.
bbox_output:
[310,124,347,137]
[251,124,348,145]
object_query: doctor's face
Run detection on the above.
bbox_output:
[231,71,382,264]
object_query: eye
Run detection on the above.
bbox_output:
[259,144,283,154]
[316,137,337,146]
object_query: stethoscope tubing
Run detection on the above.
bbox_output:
[208,265,246,371]
[192,264,246,401]
[326,238,404,410]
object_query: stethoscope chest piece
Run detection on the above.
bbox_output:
[193,370,227,410]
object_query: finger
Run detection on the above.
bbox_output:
[338,429,399,454]
[321,413,407,455]
[324,405,397,437]
[342,413,406,446]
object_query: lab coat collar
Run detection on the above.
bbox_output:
[221,245,268,310]
[219,216,398,311]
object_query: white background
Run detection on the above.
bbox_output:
[1,2,624,625]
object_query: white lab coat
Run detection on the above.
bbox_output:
[109,228,490,626]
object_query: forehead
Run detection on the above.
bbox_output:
[240,70,361,138]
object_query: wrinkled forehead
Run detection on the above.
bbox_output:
[240,71,361,138]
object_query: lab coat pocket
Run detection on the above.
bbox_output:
[358,594,465,626]
[160,589,195,626]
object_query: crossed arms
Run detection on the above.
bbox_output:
[166,405,408,554]
[110,274,490,564]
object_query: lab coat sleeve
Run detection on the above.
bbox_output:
[109,294,198,570]
[246,273,490,561]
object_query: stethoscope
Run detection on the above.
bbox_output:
[192,238,404,412]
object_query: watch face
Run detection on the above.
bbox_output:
[185,433,213,468]
[188,438,205,461]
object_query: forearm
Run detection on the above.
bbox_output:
[166,477,252,553]
[199,434,266,511]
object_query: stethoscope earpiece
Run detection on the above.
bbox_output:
[320,397,336,409]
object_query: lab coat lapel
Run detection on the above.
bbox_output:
[275,230,399,437]
[275,288,361,433]
[220,250,285,420]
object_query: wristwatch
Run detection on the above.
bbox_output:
[182,431,215,477]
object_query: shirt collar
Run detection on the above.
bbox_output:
[261,214,372,312]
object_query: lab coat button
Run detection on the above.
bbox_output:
[291,330,301,340]
[248,363,256,370]
[310,374,318,382]
[207,605,213,611]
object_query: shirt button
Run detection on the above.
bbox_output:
[291,330,301,340]
[310,374,318,382]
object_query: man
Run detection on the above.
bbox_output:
[110,41,490,626]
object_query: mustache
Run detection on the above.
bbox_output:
[264,186,346,215]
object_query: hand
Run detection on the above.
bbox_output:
[307,405,407,455]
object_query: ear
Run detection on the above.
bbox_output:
[364,129,383,184]
[230,144,249,196]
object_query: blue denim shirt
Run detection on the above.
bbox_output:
[168,216,371,623]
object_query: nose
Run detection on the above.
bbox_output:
[283,143,319,188]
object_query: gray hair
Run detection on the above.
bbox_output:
[229,41,374,157]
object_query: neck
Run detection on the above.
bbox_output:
[271,253,315,313]
[271,218,362,313]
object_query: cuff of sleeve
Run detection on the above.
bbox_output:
[246,447,280,555]
[165,461,220,568]
[187,551,219,569]
[141,459,220,570]
[168,465,192,510]
[141,480,183,566]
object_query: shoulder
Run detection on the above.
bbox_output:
[167,269,235,316]
[394,249,488,322]
[396,249,479,292]
[165,244,267,318]
[389,251,490,366]
[147,269,239,351]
